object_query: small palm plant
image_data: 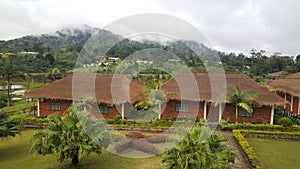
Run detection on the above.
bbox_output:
[162,123,236,169]
[226,86,258,123]
[135,81,167,120]
[31,105,110,166]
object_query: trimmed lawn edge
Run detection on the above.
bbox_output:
[233,129,300,169]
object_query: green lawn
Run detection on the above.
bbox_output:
[0,130,163,169]
[247,137,300,169]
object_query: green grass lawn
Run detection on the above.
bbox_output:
[247,137,300,169]
[0,130,163,169]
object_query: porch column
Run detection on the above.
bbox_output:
[270,105,275,125]
[37,99,40,117]
[121,103,125,119]
[203,101,207,120]
[158,103,161,120]
[291,95,294,112]
[284,92,287,108]
[218,104,222,122]
[298,98,300,115]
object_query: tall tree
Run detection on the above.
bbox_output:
[31,105,111,166]
[162,124,236,169]
[226,86,258,123]
[0,57,25,106]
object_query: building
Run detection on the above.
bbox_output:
[268,72,300,115]
[161,72,285,124]
[25,74,146,119]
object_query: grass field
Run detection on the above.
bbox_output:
[0,130,163,169]
[247,137,300,169]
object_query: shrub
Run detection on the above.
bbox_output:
[126,131,145,138]
[9,114,26,128]
[233,130,257,160]
[233,130,264,168]
[105,118,115,124]
[278,117,293,127]
[240,130,300,140]
[25,116,49,127]
[162,126,236,169]
[132,139,159,155]
[220,121,300,132]
[114,114,122,124]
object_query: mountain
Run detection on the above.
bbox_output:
[0,25,121,54]
[0,24,219,69]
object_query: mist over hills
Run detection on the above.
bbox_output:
[0,24,218,60]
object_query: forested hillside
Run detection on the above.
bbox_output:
[0,25,299,80]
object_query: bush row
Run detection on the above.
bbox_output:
[232,130,264,168]
[234,129,300,168]
[240,130,300,140]
[220,120,300,132]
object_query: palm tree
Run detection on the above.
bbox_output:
[226,86,258,123]
[135,81,167,120]
[31,105,111,166]
[0,57,24,107]
[162,123,236,169]
[43,67,63,83]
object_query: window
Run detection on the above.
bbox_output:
[50,102,61,111]
[238,107,253,117]
[98,105,109,114]
[175,103,189,113]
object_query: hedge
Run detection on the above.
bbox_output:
[233,129,300,168]
[220,120,300,132]
[239,130,300,140]
[232,130,264,168]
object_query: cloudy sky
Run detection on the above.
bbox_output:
[0,0,299,56]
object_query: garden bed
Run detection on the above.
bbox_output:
[233,129,300,169]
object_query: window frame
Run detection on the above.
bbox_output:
[98,105,109,114]
[175,103,189,113]
[237,107,253,117]
[50,102,61,111]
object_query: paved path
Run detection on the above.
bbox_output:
[217,129,252,169]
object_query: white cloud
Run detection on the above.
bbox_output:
[0,0,299,56]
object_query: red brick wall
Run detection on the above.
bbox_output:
[161,101,204,119]
[39,100,132,118]
[292,96,299,114]
[97,103,133,119]
[39,99,72,116]
[222,104,272,123]
[161,101,272,124]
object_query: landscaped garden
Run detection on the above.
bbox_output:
[247,137,300,169]
[0,129,163,169]
[226,118,300,169]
